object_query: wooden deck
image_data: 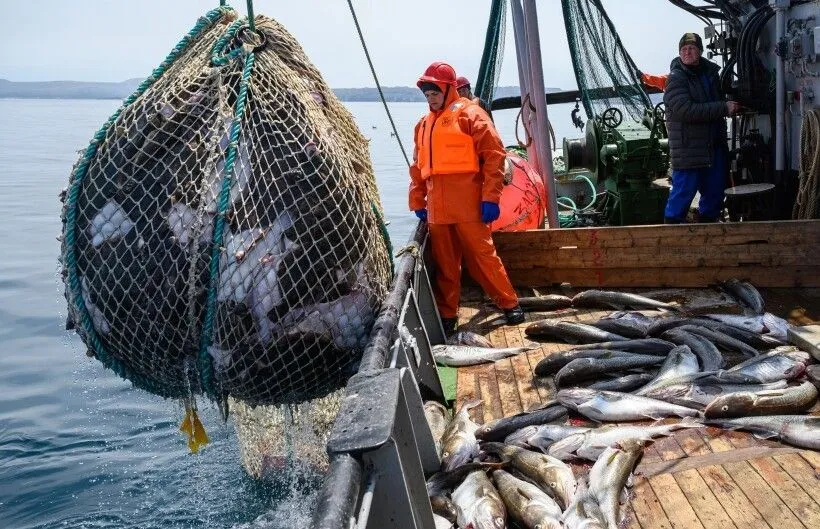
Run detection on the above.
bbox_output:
[453,286,820,529]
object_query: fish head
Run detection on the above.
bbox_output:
[704,393,754,418]
[441,437,476,471]
[469,497,506,529]
[556,388,598,409]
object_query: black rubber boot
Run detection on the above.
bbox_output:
[441,318,457,336]
[504,306,525,325]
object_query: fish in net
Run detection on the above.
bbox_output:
[60,6,392,407]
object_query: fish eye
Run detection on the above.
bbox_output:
[495,517,504,527]
[551,481,557,488]
[443,451,449,458]
[721,405,728,411]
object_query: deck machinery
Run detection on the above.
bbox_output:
[563,105,671,225]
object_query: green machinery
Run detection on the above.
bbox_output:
[563,105,670,225]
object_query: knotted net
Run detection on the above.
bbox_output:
[60,7,392,406]
[561,0,652,121]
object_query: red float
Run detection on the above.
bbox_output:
[490,153,547,232]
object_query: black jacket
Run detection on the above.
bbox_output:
[664,57,728,170]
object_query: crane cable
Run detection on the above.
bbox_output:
[345,0,412,167]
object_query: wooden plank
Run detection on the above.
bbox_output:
[772,453,820,500]
[623,504,643,529]
[506,328,543,411]
[648,473,707,529]
[697,464,771,529]
[705,435,803,529]
[672,468,738,529]
[720,459,805,529]
[509,244,812,269]
[494,220,820,250]
[629,476,674,529]
[636,445,803,478]
[468,371,485,425]
[747,456,820,527]
[476,368,504,423]
[506,265,820,288]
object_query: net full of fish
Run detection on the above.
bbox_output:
[60,7,391,405]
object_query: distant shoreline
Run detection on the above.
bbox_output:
[0,79,557,102]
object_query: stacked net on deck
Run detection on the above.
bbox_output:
[60,7,392,406]
[561,0,652,121]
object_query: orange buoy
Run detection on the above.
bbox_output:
[490,153,546,232]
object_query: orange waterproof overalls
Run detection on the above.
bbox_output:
[409,85,518,319]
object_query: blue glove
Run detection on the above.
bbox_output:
[481,201,500,224]
[414,208,427,221]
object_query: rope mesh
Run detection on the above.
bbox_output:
[60,11,392,406]
[475,0,507,109]
[561,0,652,121]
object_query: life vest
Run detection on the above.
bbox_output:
[416,100,479,178]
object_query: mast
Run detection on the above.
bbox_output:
[510,0,560,228]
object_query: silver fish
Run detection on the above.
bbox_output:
[424,401,451,457]
[446,330,494,348]
[644,379,789,409]
[451,470,507,529]
[704,415,820,450]
[587,373,656,392]
[518,294,574,312]
[677,324,760,358]
[565,438,645,529]
[634,345,700,396]
[90,200,135,248]
[572,290,679,311]
[661,328,725,371]
[554,354,663,387]
[570,338,676,355]
[525,320,628,344]
[706,350,810,384]
[507,424,591,452]
[440,400,481,471]
[534,350,633,377]
[564,389,701,421]
[703,380,818,418]
[548,418,701,461]
[432,344,534,367]
[493,469,563,529]
[482,442,578,510]
[719,278,765,315]
[432,512,454,529]
[476,401,568,442]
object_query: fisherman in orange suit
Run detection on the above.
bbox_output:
[409,62,524,336]
[456,75,491,115]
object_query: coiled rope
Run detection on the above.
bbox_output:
[793,108,820,219]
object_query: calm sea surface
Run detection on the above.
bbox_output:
[0,98,578,528]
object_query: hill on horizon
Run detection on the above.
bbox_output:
[0,79,559,102]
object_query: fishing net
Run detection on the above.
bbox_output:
[561,0,652,121]
[60,6,392,406]
[475,0,507,110]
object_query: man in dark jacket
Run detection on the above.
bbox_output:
[664,32,741,223]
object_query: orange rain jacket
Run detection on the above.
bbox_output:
[641,72,669,92]
[409,83,507,224]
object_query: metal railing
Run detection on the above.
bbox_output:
[311,221,445,529]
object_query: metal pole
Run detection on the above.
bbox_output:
[772,0,789,172]
[522,0,560,229]
[509,0,538,169]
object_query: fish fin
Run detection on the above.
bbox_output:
[179,402,210,454]
[677,416,703,428]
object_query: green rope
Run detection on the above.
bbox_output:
[246,0,255,31]
[198,20,258,398]
[371,202,394,278]
[62,6,233,397]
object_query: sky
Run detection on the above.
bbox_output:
[0,0,708,89]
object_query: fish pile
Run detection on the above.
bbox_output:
[60,8,391,405]
[425,283,819,528]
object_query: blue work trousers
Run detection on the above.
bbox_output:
[664,148,726,222]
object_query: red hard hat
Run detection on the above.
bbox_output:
[417,62,457,88]
[456,76,471,89]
